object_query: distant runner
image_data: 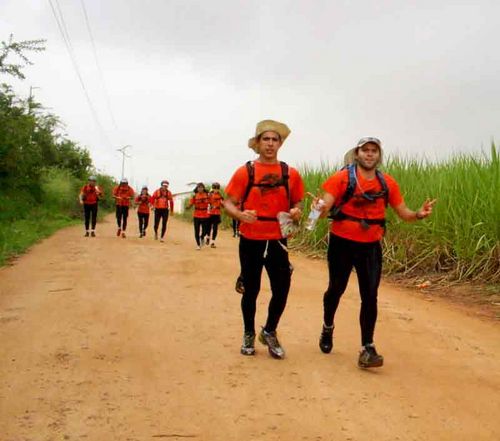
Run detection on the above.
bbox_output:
[223,120,304,359]
[207,182,224,248]
[316,137,436,368]
[112,178,135,238]
[79,175,103,237]
[187,183,210,250]
[135,185,152,238]
[151,180,174,242]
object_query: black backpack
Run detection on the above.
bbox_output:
[241,161,290,222]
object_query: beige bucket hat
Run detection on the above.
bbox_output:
[344,137,383,165]
[248,120,291,153]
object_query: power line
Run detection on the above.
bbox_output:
[47,0,113,150]
[79,0,118,129]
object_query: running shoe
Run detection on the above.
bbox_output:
[358,344,384,368]
[90,231,96,237]
[205,237,210,246]
[258,328,285,359]
[84,232,90,237]
[240,332,256,356]
[160,238,164,243]
[116,228,121,237]
[196,245,201,250]
[210,242,216,248]
[319,325,334,354]
[122,232,126,238]
[235,276,245,294]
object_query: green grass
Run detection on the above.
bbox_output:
[0,210,79,265]
[0,167,113,266]
[295,143,500,284]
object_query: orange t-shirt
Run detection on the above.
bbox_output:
[322,168,403,242]
[151,189,174,211]
[190,192,210,219]
[209,192,224,215]
[225,161,304,240]
[113,185,135,207]
[80,184,102,205]
[135,194,151,214]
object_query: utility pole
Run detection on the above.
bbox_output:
[116,145,131,179]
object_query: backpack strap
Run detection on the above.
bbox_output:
[375,169,389,206]
[241,161,255,211]
[330,164,356,217]
[280,161,290,208]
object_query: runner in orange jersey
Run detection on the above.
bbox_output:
[79,175,103,237]
[151,180,174,242]
[207,182,224,248]
[112,178,135,238]
[187,182,210,250]
[316,137,436,368]
[135,185,152,238]
[224,120,305,359]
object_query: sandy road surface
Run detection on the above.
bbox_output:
[0,214,499,441]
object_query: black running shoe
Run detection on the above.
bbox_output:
[240,332,256,356]
[319,325,334,354]
[358,344,384,368]
[90,231,96,237]
[84,232,90,237]
[235,275,245,294]
[259,328,285,359]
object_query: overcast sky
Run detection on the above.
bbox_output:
[2,0,499,193]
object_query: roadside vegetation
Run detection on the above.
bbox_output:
[0,35,115,265]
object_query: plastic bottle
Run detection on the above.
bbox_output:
[305,199,325,231]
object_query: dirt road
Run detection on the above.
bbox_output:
[1,214,499,441]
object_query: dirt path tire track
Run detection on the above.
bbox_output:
[0,214,499,441]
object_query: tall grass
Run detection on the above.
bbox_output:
[295,144,500,284]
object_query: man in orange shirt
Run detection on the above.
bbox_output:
[207,182,224,248]
[151,180,174,242]
[187,183,211,250]
[224,120,304,359]
[317,137,436,368]
[79,175,103,237]
[112,178,135,238]
[135,185,152,238]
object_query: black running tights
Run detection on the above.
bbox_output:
[239,236,291,334]
[83,203,97,230]
[193,217,210,246]
[138,212,150,233]
[154,208,169,237]
[115,206,129,230]
[323,234,382,346]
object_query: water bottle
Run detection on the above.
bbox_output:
[305,199,325,231]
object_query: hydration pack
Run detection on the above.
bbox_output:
[329,164,389,229]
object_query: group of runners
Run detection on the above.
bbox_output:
[78,178,225,247]
[79,119,436,369]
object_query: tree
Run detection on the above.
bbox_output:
[0,34,46,80]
